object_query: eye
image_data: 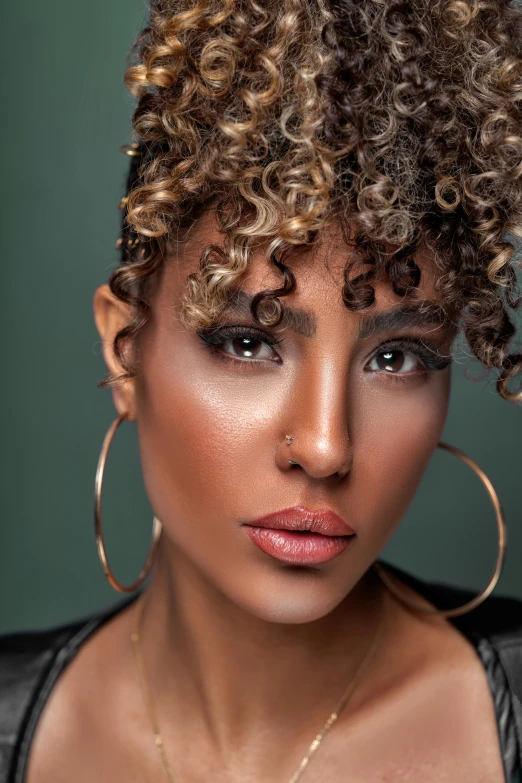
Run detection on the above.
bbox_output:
[365,338,452,376]
[221,335,278,361]
[367,347,421,374]
[197,325,283,365]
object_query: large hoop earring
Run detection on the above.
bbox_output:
[373,440,507,618]
[94,413,162,593]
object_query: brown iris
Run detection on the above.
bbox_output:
[376,350,406,373]
[231,337,263,358]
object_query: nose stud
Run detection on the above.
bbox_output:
[285,434,299,466]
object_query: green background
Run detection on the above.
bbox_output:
[1,0,521,633]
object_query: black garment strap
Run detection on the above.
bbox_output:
[493,631,522,779]
[0,594,138,783]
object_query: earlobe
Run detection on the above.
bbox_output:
[93,284,137,420]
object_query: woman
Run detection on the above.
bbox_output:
[1,0,522,780]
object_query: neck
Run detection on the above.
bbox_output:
[137,540,388,756]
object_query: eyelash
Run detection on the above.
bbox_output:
[197,325,452,380]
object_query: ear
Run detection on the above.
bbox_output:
[93,284,137,421]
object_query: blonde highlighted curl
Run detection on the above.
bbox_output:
[105,0,522,403]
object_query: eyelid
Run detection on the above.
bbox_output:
[197,323,285,346]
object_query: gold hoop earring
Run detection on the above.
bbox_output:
[94,413,162,593]
[373,440,507,618]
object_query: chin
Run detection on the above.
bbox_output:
[217,562,363,625]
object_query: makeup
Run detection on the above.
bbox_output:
[243,506,356,565]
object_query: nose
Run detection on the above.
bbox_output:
[276,357,353,480]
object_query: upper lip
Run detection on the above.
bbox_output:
[245,505,355,536]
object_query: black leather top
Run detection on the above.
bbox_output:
[0,561,521,782]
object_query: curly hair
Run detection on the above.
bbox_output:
[104,0,522,403]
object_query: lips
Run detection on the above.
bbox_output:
[243,505,356,565]
[247,506,355,536]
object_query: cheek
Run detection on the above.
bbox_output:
[133,327,286,556]
[351,372,451,552]
[136,357,241,526]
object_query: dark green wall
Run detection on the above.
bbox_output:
[1,1,521,633]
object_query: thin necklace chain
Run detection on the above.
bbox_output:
[131,589,385,783]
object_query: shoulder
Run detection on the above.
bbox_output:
[378,561,522,774]
[0,597,135,783]
[383,560,522,736]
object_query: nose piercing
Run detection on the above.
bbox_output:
[285,434,299,466]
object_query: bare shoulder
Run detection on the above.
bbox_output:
[22,601,145,783]
[403,604,507,781]
[313,580,510,783]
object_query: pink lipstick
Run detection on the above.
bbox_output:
[244,505,356,565]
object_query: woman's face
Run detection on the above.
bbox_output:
[95,208,456,624]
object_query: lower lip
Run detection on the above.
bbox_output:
[245,526,354,565]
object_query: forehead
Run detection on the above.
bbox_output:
[173,205,445,312]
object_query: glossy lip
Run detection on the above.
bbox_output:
[244,505,356,536]
[243,506,356,565]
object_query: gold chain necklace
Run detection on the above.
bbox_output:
[131,590,384,783]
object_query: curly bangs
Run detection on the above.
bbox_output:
[106,0,522,403]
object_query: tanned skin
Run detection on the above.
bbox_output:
[26,209,505,782]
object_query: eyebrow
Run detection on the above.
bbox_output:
[356,302,451,339]
[224,289,317,337]
[223,290,452,339]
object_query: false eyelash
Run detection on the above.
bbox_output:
[198,324,285,349]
